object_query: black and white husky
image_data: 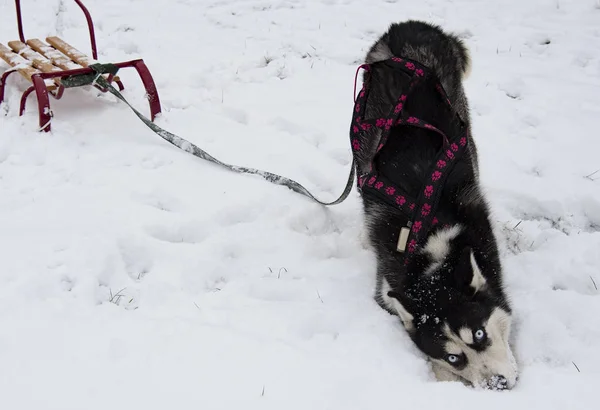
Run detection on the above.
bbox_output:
[352,21,518,390]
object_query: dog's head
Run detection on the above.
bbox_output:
[384,226,517,390]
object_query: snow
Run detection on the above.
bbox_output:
[1,0,599,408]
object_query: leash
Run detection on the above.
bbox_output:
[61,63,355,206]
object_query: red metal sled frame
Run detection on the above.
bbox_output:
[0,0,162,132]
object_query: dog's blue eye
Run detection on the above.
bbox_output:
[474,329,486,340]
[447,354,459,364]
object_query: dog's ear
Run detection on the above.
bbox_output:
[453,246,486,294]
[387,291,415,331]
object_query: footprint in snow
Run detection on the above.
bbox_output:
[214,204,260,226]
[288,207,339,236]
[222,106,249,125]
[140,152,173,170]
[271,117,323,147]
[498,78,525,100]
[132,191,184,213]
[144,220,210,244]
[117,236,155,281]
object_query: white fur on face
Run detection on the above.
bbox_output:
[380,278,414,331]
[431,308,518,389]
[459,327,474,344]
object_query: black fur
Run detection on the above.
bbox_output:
[357,21,513,383]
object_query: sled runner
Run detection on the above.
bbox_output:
[0,0,162,132]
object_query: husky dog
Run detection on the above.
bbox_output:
[354,21,518,390]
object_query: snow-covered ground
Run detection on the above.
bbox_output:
[1,0,599,408]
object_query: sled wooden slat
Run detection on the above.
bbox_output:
[45,36,120,82]
[46,36,95,67]
[0,43,57,90]
[26,38,82,71]
[8,40,63,77]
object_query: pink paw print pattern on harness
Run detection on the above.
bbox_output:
[431,170,442,181]
[405,62,415,70]
[396,195,406,206]
[408,239,417,253]
[352,139,360,151]
[424,185,434,198]
[421,203,431,216]
[375,181,384,190]
[412,221,422,233]
[385,187,396,196]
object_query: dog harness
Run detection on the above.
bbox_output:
[350,57,469,261]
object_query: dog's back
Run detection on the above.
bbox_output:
[356,21,476,184]
[365,21,471,119]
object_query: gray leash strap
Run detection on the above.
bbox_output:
[88,65,355,206]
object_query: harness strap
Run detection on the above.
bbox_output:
[80,64,355,206]
[353,63,370,103]
[350,56,468,258]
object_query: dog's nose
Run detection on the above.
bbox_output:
[488,375,509,390]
